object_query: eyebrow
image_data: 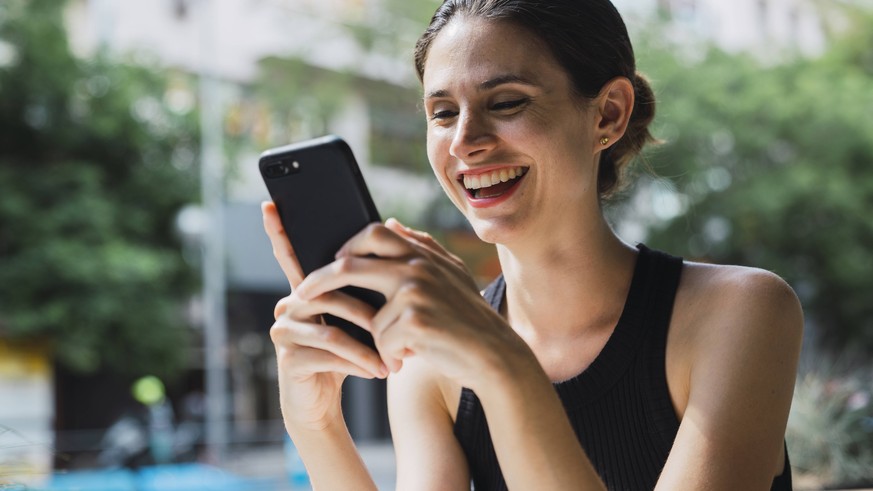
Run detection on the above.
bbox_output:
[425,74,540,100]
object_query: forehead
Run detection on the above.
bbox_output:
[422,16,564,95]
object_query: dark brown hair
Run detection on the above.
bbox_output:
[414,0,657,199]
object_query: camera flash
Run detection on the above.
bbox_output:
[292,161,300,169]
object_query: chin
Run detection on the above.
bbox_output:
[467,215,525,246]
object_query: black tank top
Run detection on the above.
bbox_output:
[453,244,792,490]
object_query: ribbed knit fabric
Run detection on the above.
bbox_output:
[453,244,792,490]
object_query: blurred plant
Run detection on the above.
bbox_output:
[0,0,199,378]
[252,57,355,144]
[341,0,441,61]
[627,4,873,353]
[787,358,873,485]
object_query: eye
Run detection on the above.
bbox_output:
[491,98,530,111]
[430,109,458,121]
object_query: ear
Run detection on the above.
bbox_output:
[592,76,634,154]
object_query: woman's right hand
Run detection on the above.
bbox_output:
[262,202,388,433]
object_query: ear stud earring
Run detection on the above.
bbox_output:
[600,136,610,146]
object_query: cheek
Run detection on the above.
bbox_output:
[426,125,452,165]
[426,131,452,188]
[426,129,469,211]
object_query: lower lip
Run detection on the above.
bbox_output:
[464,174,526,209]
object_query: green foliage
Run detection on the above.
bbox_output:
[0,0,199,378]
[253,57,355,141]
[787,358,873,484]
[250,57,427,174]
[633,10,873,353]
[345,0,440,59]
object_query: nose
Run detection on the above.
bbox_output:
[449,110,497,160]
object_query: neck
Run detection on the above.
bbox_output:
[495,213,637,342]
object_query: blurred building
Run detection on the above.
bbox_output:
[615,0,828,57]
[0,340,52,487]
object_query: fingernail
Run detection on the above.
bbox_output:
[379,363,390,378]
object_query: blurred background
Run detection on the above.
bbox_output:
[0,0,871,489]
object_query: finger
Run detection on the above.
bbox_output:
[369,286,429,372]
[278,290,377,333]
[334,222,414,260]
[261,201,305,289]
[272,317,387,378]
[385,218,469,274]
[295,256,405,301]
[385,218,447,257]
[282,345,380,380]
[372,304,421,373]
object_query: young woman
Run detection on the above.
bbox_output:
[262,1,803,489]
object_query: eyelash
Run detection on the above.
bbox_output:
[429,98,530,121]
[430,110,457,121]
[492,98,529,111]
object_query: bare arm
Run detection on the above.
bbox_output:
[286,413,378,491]
[656,268,803,490]
[389,357,470,490]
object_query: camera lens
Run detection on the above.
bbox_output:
[265,160,300,179]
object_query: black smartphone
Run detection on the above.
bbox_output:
[259,135,383,352]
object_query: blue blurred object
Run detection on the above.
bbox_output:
[47,464,276,491]
[138,464,258,491]
[284,435,310,488]
[48,468,137,491]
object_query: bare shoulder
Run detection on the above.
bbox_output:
[658,261,805,486]
[678,260,803,332]
[667,261,802,405]
[672,260,804,376]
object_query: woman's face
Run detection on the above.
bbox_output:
[422,16,601,246]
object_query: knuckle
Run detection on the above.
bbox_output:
[406,257,434,279]
[397,281,425,303]
[363,222,386,240]
[277,294,307,321]
[269,321,290,345]
[407,256,429,269]
[334,256,354,274]
[318,325,342,344]
[400,305,429,329]
[273,295,293,320]
[269,323,281,343]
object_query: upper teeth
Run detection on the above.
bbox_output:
[463,167,527,190]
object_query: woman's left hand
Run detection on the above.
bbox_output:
[293,218,531,392]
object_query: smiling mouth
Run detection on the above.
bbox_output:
[460,167,529,199]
